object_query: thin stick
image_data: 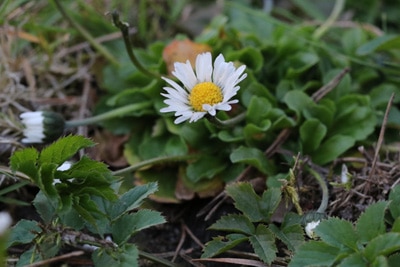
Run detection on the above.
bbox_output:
[25,251,85,267]
[367,93,395,184]
[311,67,350,102]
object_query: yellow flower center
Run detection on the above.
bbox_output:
[189,82,223,112]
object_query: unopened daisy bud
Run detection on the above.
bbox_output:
[301,211,327,239]
[20,111,65,143]
[160,52,247,124]
[305,220,320,239]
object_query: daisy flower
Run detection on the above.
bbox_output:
[160,52,247,124]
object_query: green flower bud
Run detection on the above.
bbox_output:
[20,111,65,143]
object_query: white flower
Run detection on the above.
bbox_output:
[20,111,65,143]
[0,212,12,235]
[160,52,247,124]
[305,220,320,239]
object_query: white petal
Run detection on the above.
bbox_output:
[172,60,197,90]
[196,52,212,82]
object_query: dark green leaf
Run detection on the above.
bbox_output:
[315,217,358,251]
[356,201,389,243]
[186,156,227,183]
[269,223,305,252]
[92,244,139,267]
[389,185,400,219]
[249,224,277,264]
[339,252,368,267]
[201,234,248,259]
[209,214,255,235]
[7,220,42,247]
[226,183,281,222]
[364,233,400,262]
[110,183,158,220]
[33,191,55,224]
[312,135,355,165]
[230,146,272,175]
[112,210,165,245]
[300,119,327,153]
[288,241,340,267]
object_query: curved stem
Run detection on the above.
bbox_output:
[64,102,152,128]
[313,0,345,40]
[206,112,246,128]
[53,0,119,66]
[307,168,329,213]
[111,11,161,79]
[112,154,200,176]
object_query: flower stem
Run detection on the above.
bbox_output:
[111,10,161,79]
[307,168,329,213]
[53,0,119,66]
[206,112,246,128]
[313,0,345,40]
[112,154,200,176]
[64,102,152,128]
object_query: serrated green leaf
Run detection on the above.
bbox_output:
[7,219,42,247]
[364,233,400,262]
[230,146,272,175]
[356,201,389,243]
[92,244,139,267]
[112,209,165,245]
[226,183,281,222]
[33,191,55,224]
[315,217,358,251]
[300,119,327,153]
[269,223,305,252]
[10,148,39,181]
[201,234,248,259]
[249,224,277,264]
[209,214,255,235]
[110,183,158,220]
[16,247,42,267]
[39,163,58,202]
[39,135,94,166]
[288,241,340,267]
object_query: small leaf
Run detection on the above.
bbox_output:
[10,148,39,181]
[269,223,305,252]
[7,219,42,247]
[389,185,400,219]
[300,119,327,153]
[283,90,314,118]
[226,183,282,223]
[356,201,389,243]
[364,232,400,262]
[112,209,165,245]
[315,217,358,251]
[33,191,56,224]
[39,135,94,166]
[186,156,227,183]
[288,241,340,267]
[339,252,368,267]
[92,244,139,267]
[312,135,355,165]
[230,146,272,175]
[249,224,277,264]
[357,34,400,55]
[110,182,158,220]
[209,214,255,235]
[201,234,248,259]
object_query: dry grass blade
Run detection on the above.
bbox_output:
[194,257,268,267]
